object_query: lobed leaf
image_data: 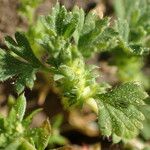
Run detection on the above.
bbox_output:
[97,82,148,141]
[0,32,43,94]
[0,50,38,94]
[114,0,150,55]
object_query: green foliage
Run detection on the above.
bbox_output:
[97,82,148,142]
[0,94,51,150]
[27,3,118,58]
[74,9,118,58]
[111,0,150,84]
[0,2,149,144]
[114,0,150,51]
[0,32,43,94]
[26,2,102,107]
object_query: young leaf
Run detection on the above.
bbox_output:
[78,16,117,58]
[72,6,85,43]
[14,93,26,121]
[96,82,148,141]
[113,0,150,53]
[109,0,150,85]
[78,18,110,57]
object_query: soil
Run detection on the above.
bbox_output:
[0,0,25,45]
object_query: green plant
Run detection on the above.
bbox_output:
[0,94,50,150]
[0,2,149,146]
[110,0,150,86]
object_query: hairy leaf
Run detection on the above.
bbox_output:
[97,82,148,141]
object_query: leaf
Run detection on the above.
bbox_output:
[0,49,38,94]
[111,0,150,84]
[40,3,116,59]
[41,2,60,37]
[0,32,43,94]
[14,93,26,121]
[97,82,148,141]
[31,119,51,150]
[7,108,17,126]
[78,17,114,58]
[73,6,85,43]
[6,94,27,131]
[113,0,150,54]
[42,3,79,39]
[54,4,79,38]
[115,19,129,43]
[81,11,97,35]
[5,32,41,68]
